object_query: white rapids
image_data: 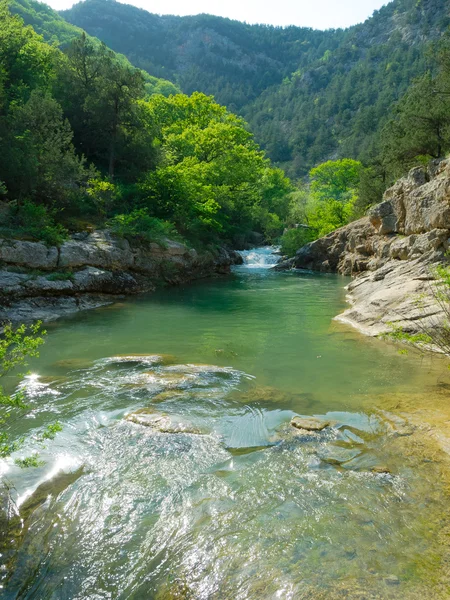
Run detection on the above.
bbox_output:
[238,246,280,269]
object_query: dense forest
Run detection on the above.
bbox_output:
[3,0,450,255]
[0,0,291,248]
[59,0,450,177]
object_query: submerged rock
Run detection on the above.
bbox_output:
[125,408,202,434]
[108,354,175,366]
[371,465,392,475]
[291,416,330,432]
[319,446,361,466]
[53,358,94,370]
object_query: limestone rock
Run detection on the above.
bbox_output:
[291,416,330,431]
[277,160,450,337]
[125,408,202,434]
[59,231,134,269]
[0,231,236,324]
[0,239,58,269]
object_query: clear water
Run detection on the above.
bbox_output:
[2,248,450,599]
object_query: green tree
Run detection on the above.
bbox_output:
[309,159,363,203]
[139,92,290,242]
[381,73,450,175]
[0,322,61,466]
[59,33,150,179]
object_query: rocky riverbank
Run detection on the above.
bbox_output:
[0,232,242,324]
[277,160,450,336]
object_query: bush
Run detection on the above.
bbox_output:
[280,227,317,258]
[106,209,180,244]
[6,201,69,247]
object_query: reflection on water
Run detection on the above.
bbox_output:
[2,248,450,599]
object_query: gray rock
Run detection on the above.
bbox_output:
[0,239,58,269]
[59,231,134,269]
[0,231,236,324]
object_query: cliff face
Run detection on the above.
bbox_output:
[277,160,450,336]
[0,232,241,324]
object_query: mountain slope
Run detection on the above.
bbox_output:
[9,0,180,96]
[60,0,450,177]
[62,0,343,112]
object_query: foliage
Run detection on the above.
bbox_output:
[138,92,292,243]
[58,0,450,177]
[0,322,63,467]
[0,4,291,247]
[280,227,316,258]
[6,200,69,246]
[282,159,362,253]
[309,159,363,203]
[0,322,43,459]
[106,209,178,243]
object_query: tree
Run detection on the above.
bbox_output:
[309,159,363,203]
[0,322,61,467]
[139,92,291,242]
[381,73,450,174]
[59,33,148,179]
[6,89,88,204]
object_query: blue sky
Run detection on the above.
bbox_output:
[51,0,389,29]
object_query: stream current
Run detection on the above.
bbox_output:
[2,247,450,599]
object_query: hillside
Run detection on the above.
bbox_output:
[9,0,180,96]
[60,0,450,176]
[62,0,343,111]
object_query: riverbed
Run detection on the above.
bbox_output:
[2,247,450,599]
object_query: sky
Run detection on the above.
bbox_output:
[50,0,390,30]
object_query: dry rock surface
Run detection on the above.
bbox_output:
[277,160,450,336]
[291,416,330,431]
[0,231,242,324]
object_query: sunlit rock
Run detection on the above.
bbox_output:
[291,416,330,431]
[125,408,203,434]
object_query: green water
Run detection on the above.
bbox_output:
[2,250,450,599]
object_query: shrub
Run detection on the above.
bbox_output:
[8,200,69,246]
[86,179,118,216]
[106,208,180,244]
[280,227,317,258]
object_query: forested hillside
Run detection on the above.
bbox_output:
[60,0,450,177]
[0,1,291,249]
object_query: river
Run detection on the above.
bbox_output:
[2,247,450,599]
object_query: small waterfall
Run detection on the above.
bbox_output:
[238,246,280,269]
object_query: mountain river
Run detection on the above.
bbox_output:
[2,247,450,599]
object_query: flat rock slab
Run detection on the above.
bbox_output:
[291,417,330,431]
[125,408,202,434]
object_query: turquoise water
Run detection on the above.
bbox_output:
[1,248,449,599]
